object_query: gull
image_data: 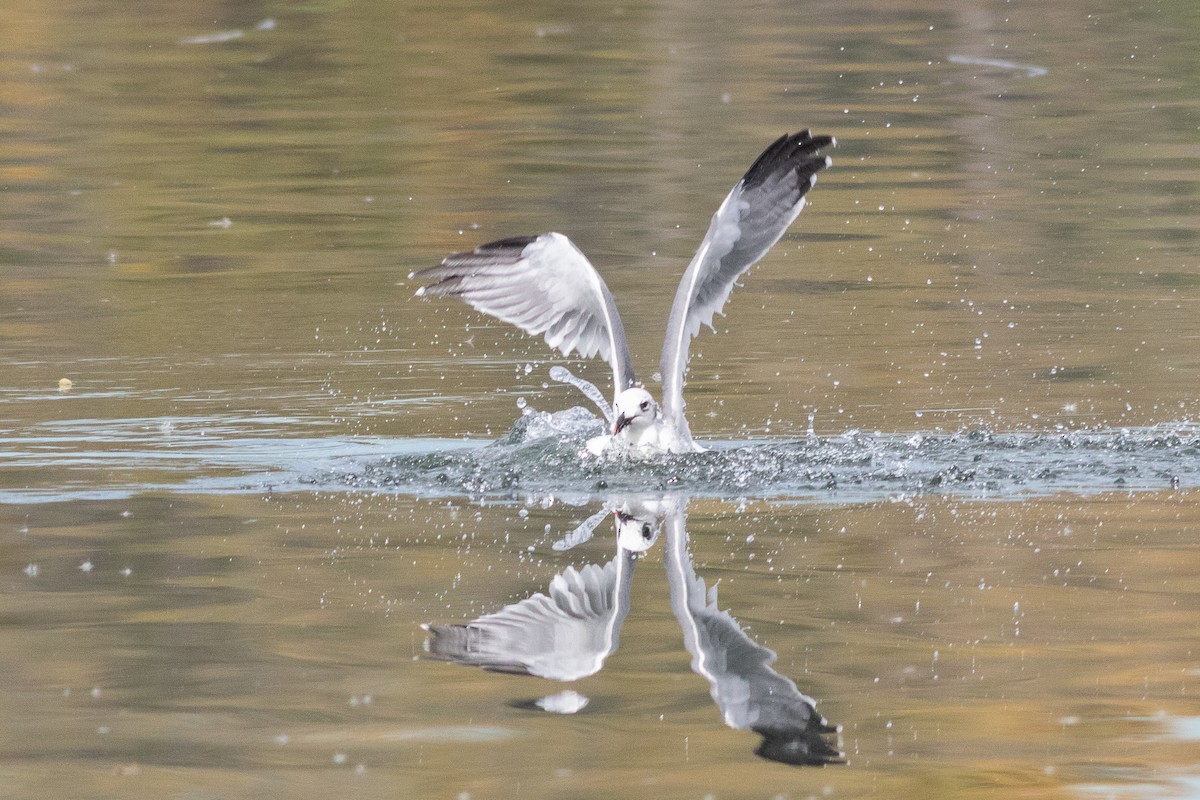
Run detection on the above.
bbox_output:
[414,130,835,455]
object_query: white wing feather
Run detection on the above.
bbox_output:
[659,131,835,440]
[424,554,634,681]
[415,232,636,401]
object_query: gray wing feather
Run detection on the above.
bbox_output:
[663,507,842,766]
[415,232,637,401]
[659,131,835,434]
[424,555,634,681]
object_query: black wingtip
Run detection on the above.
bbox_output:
[752,723,846,767]
[741,130,835,191]
[474,235,539,254]
[412,235,543,297]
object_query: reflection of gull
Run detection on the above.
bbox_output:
[424,497,842,765]
[424,549,636,681]
[414,131,834,455]
[663,506,843,766]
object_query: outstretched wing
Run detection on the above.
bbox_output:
[659,131,835,435]
[423,554,635,681]
[414,232,637,402]
[662,505,843,766]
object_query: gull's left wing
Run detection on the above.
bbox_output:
[659,131,834,442]
[663,506,843,766]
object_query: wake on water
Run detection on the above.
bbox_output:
[340,404,1200,503]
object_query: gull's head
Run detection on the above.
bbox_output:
[612,387,658,437]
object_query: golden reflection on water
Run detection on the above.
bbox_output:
[3,491,1199,798]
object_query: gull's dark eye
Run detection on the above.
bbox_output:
[639,400,651,412]
[641,523,652,540]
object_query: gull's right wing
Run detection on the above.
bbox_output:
[415,233,637,403]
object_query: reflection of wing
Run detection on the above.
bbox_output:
[415,233,636,401]
[552,507,611,551]
[659,131,834,441]
[424,551,635,681]
[687,603,842,766]
[663,509,842,766]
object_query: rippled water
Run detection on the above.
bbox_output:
[6,399,1198,504]
[4,0,1200,797]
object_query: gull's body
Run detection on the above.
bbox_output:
[415,131,835,455]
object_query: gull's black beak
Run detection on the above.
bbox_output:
[613,413,632,435]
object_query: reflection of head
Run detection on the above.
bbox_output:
[614,509,661,552]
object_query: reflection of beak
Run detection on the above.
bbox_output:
[613,413,632,435]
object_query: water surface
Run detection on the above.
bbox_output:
[3,0,1200,797]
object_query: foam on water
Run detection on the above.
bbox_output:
[340,408,1200,502]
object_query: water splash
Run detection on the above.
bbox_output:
[339,414,1200,503]
[548,366,613,424]
[948,54,1048,78]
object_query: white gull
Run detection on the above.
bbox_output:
[414,130,835,455]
